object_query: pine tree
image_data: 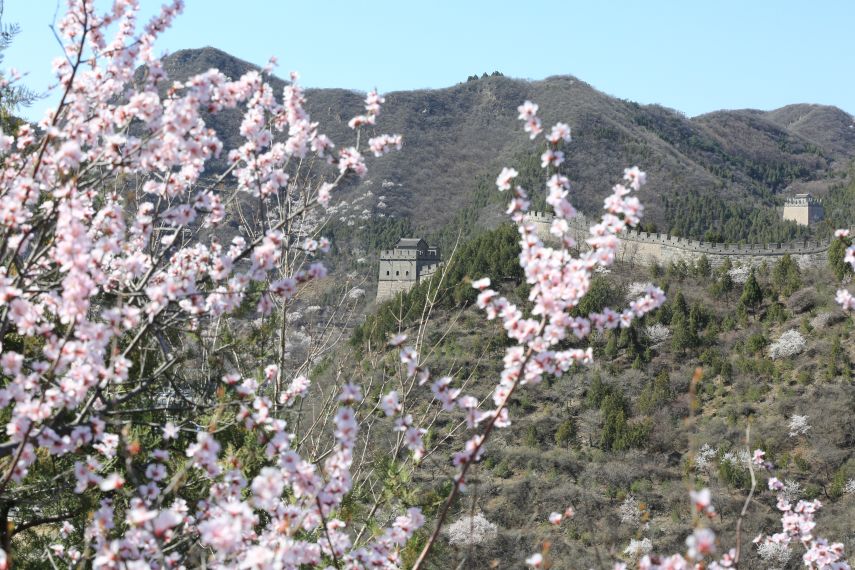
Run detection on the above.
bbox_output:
[0,1,38,128]
[772,254,801,296]
[739,271,763,316]
[828,237,852,281]
[694,255,711,278]
[671,311,697,353]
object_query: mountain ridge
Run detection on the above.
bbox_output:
[162,47,855,242]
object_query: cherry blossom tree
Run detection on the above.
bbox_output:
[0,1,850,568]
[0,1,418,566]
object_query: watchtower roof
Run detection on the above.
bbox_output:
[395,238,427,249]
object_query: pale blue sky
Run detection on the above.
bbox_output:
[4,1,854,121]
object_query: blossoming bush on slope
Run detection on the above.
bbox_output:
[769,329,806,359]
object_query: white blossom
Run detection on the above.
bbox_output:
[727,265,751,284]
[627,281,655,299]
[644,323,670,345]
[445,512,498,546]
[788,414,811,438]
[619,495,641,526]
[757,541,792,569]
[769,330,806,360]
[624,538,653,560]
[694,444,716,471]
[780,479,803,503]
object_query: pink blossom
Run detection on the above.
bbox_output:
[380,391,401,417]
[496,167,519,191]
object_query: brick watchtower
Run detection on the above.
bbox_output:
[376,238,442,302]
[783,193,824,226]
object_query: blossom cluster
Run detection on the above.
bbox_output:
[0,0,418,566]
[769,329,807,359]
[604,451,850,570]
[399,101,664,567]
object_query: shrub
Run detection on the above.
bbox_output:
[554,419,577,447]
[445,512,498,546]
[769,330,806,359]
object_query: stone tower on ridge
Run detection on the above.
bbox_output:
[376,238,442,302]
[783,193,824,226]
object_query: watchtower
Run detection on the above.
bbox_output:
[376,238,442,302]
[783,194,824,226]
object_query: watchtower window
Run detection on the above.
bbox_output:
[406,271,409,276]
[396,271,399,276]
[386,271,389,276]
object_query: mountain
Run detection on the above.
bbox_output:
[157,49,855,568]
[161,47,855,243]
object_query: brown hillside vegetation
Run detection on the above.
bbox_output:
[162,47,855,243]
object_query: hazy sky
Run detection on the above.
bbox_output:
[4,0,854,121]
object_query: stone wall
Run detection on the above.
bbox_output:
[525,212,840,269]
[376,278,417,303]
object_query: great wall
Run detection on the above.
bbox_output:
[376,196,844,303]
[525,210,835,270]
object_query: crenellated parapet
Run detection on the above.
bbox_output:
[524,211,846,269]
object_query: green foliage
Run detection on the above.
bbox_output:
[524,424,540,448]
[694,255,712,278]
[828,236,853,281]
[744,333,768,355]
[828,467,849,499]
[351,224,522,347]
[670,311,698,353]
[587,378,649,451]
[672,292,688,319]
[662,191,811,243]
[638,370,672,415]
[821,169,855,234]
[739,271,763,313]
[327,215,414,255]
[585,372,610,409]
[604,332,619,359]
[826,335,846,380]
[771,254,802,296]
[492,458,513,478]
[554,418,577,447]
[0,4,38,129]
[575,276,625,317]
[718,456,751,488]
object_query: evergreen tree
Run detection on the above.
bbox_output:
[672,291,688,318]
[694,255,711,278]
[554,418,576,447]
[771,254,801,296]
[0,1,38,128]
[828,237,852,281]
[739,271,763,316]
[638,370,672,415]
[671,311,697,353]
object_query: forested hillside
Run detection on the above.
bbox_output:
[164,47,855,246]
[336,226,855,568]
